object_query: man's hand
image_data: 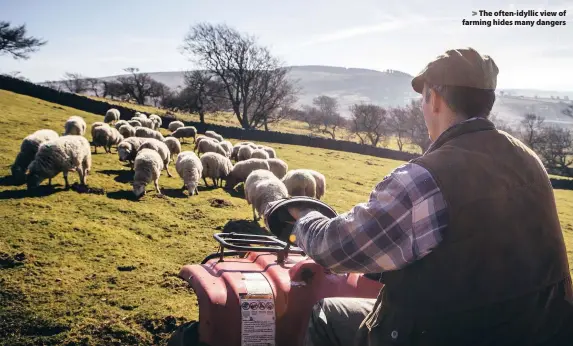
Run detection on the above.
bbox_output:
[287,207,314,221]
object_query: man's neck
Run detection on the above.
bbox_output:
[434,113,472,141]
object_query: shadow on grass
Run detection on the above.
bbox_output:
[106,190,137,201]
[97,169,134,184]
[222,219,268,235]
[0,185,64,200]
[222,185,245,198]
[161,188,188,199]
[0,175,25,187]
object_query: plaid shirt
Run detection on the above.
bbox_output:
[292,162,448,274]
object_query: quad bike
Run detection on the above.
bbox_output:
[169,197,383,346]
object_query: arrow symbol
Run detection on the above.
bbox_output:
[472,11,477,16]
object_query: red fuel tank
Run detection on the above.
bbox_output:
[179,251,383,346]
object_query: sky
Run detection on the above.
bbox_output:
[1,0,573,90]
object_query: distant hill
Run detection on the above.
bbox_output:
[49,65,573,128]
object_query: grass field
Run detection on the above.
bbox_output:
[1,90,572,345]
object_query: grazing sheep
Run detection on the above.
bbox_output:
[149,114,162,130]
[245,169,288,221]
[251,149,270,160]
[175,151,203,196]
[92,125,113,154]
[224,158,270,190]
[104,108,120,124]
[118,137,146,168]
[200,152,233,187]
[197,138,227,157]
[64,116,87,136]
[307,169,326,199]
[266,158,288,179]
[237,145,254,161]
[118,124,136,138]
[168,120,184,132]
[11,129,59,182]
[133,117,154,129]
[128,119,142,127]
[219,140,233,158]
[205,130,223,142]
[170,126,197,143]
[139,138,173,177]
[114,120,128,130]
[133,148,163,198]
[27,135,91,190]
[135,112,147,118]
[163,137,181,160]
[261,146,276,158]
[282,169,317,198]
[247,143,258,150]
[194,136,209,151]
[90,122,108,139]
[135,127,165,141]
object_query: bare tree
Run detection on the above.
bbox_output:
[537,126,573,176]
[386,107,409,151]
[43,80,62,91]
[149,80,171,107]
[349,103,388,146]
[102,80,124,100]
[405,99,431,153]
[304,96,346,139]
[181,23,298,129]
[0,21,46,60]
[519,113,545,151]
[180,70,228,123]
[85,78,101,97]
[489,112,518,136]
[116,67,157,105]
[62,72,88,94]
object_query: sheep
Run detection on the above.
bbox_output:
[135,127,165,141]
[219,140,233,158]
[237,145,254,161]
[170,126,197,143]
[281,169,317,198]
[175,151,203,196]
[114,120,129,130]
[118,124,136,138]
[266,158,288,179]
[197,138,227,157]
[168,120,184,132]
[307,169,326,199]
[139,138,173,177]
[128,119,142,127]
[118,137,145,168]
[104,108,120,124]
[64,116,87,136]
[163,137,181,160]
[193,136,209,151]
[200,152,233,187]
[261,145,276,159]
[27,135,91,190]
[245,169,288,221]
[11,129,59,182]
[92,125,114,153]
[149,114,162,130]
[134,111,145,118]
[205,130,223,142]
[251,149,270,160]
[132,148,163,198]
[224,158,270,190]
[133,117,154,129]
[90,122,109,140]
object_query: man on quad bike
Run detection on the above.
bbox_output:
[281,48,573,345]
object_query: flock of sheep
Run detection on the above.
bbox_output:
[11,108,327,221]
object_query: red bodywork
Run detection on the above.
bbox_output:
[179,252,383,346]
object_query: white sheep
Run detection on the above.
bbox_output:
[114,120,129,130]
[163,137,182,160]
[219,140,233,158]
[139,138,173,177]
[261,145,276,158]
[118,137,145,168]
[175,151,203,196]
[194,136,208,151]
[27,135,91,190]
[307,169,326,199]
[64,116,87,136]
[135,127,165,141]
[104,108,120,124]
[281,169,317,198]
[11,129,59,182]
[135,112,147,118]
[118,124,136,138]
[245,169,288,221]
[133,116,154,129]
[205,130,223,142]
[197,138,227,157]
[90,122,108,139]
[128,119,142,127]
[92,125,114,153]
[200,152,233,187]
[170,126,197,143]
[168,120,184,132]
[133,148,163,198]
[266,158,288,179]
[224,158,270,190]
[251,149,270,160]
[149,114,162,130]
[237,145,254,161]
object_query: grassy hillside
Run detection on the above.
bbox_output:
[0,90,572,345]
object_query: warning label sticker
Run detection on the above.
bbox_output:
[241,272,275,345]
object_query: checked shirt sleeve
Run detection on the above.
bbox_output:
[292,163,448,274]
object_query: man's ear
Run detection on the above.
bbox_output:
[430,88,441,114]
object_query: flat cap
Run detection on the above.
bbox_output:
[411,47,499,94]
